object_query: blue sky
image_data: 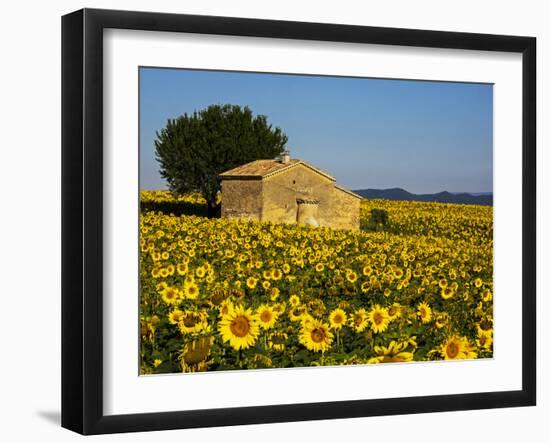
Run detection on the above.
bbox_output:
[139,67,493,194]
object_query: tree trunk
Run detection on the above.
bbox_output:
[207,201,221,219]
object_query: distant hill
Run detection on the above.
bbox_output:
[353,188,493,206]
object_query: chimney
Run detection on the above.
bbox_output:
[281,150,290,164]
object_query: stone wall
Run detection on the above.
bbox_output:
[261,164,333,224]
[324,187,361,231]
[220,179,262,220]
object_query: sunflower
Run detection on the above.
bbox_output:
[180,336,213,372]
[315,263,325,272]
[289,305,307,322]
[300,313,316,329]
[368,340,414,364]
[168,309,184,325]
[481,288,493,302]
[299,318,333,352]
[183,281,199,300]
[387,303,402,319]
[160,286,182,305]
[476,330,493,350]
[270,287,280,301]
[262,280,271,290]
[246,276,258,289]
[474,277,483,288]
[368,305,390,333]
[218,305,259,350]
[441,287,455,300]
[178,311,207,334]
[271,268,283,280]
[289,294,300,307]
[282,263,291,274]
[362,265,373,276]
[273,302,286,314]
[268,332,288,351]
[393,268,404,279]
[440,335,477,360]
[176,263,188,276]
[256,304,278,330]
[329,308,347,330]
[350,308,368,332]
[218,299,234,317]
[417,302,432,323]
[346,270,358,283]
[383,288,391,297]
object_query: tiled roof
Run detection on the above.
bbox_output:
[219,159,335,181]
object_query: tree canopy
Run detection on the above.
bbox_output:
[154,104,288,217]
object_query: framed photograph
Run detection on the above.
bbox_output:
[61,8,536,435]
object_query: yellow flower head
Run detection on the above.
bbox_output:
[368,305,390,333]
[417,302,432,324]
[256,304,278,330]
[350,308,368,332]
[218,305,260,350]
[369,340,414,364]
[299,318,333,352]
[289,294,301,307]
[440,335,477,360]
[183,281,199,300]
[246,276,258,289]
[160,286,182,305]
[268,332,288,351]
[329,308,347,330]
[441,287,455,300]
[388,303,402,319]
[168,309,184,325]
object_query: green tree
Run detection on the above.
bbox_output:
[154,104,288,218]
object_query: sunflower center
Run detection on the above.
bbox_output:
[310,328,326,343]
[388,307,397,316]
[480,319,492,330]
[183,315,199,327]
[334,314,343,324]
[447,341,459,358]
[420,308,427,317]
[166,290,176,299]
[260,310,272,323]
[354,315,363,326]
[373,312,383,325]
[230,316,250,337]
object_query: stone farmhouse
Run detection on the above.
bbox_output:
[219,151,362,231]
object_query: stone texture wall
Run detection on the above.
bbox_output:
[324,187,361,231]
[261,164,333,225]
[220,179,262,220]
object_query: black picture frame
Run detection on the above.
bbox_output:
[61,8,536,435]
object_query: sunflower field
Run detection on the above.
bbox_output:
[139,191,493,374]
